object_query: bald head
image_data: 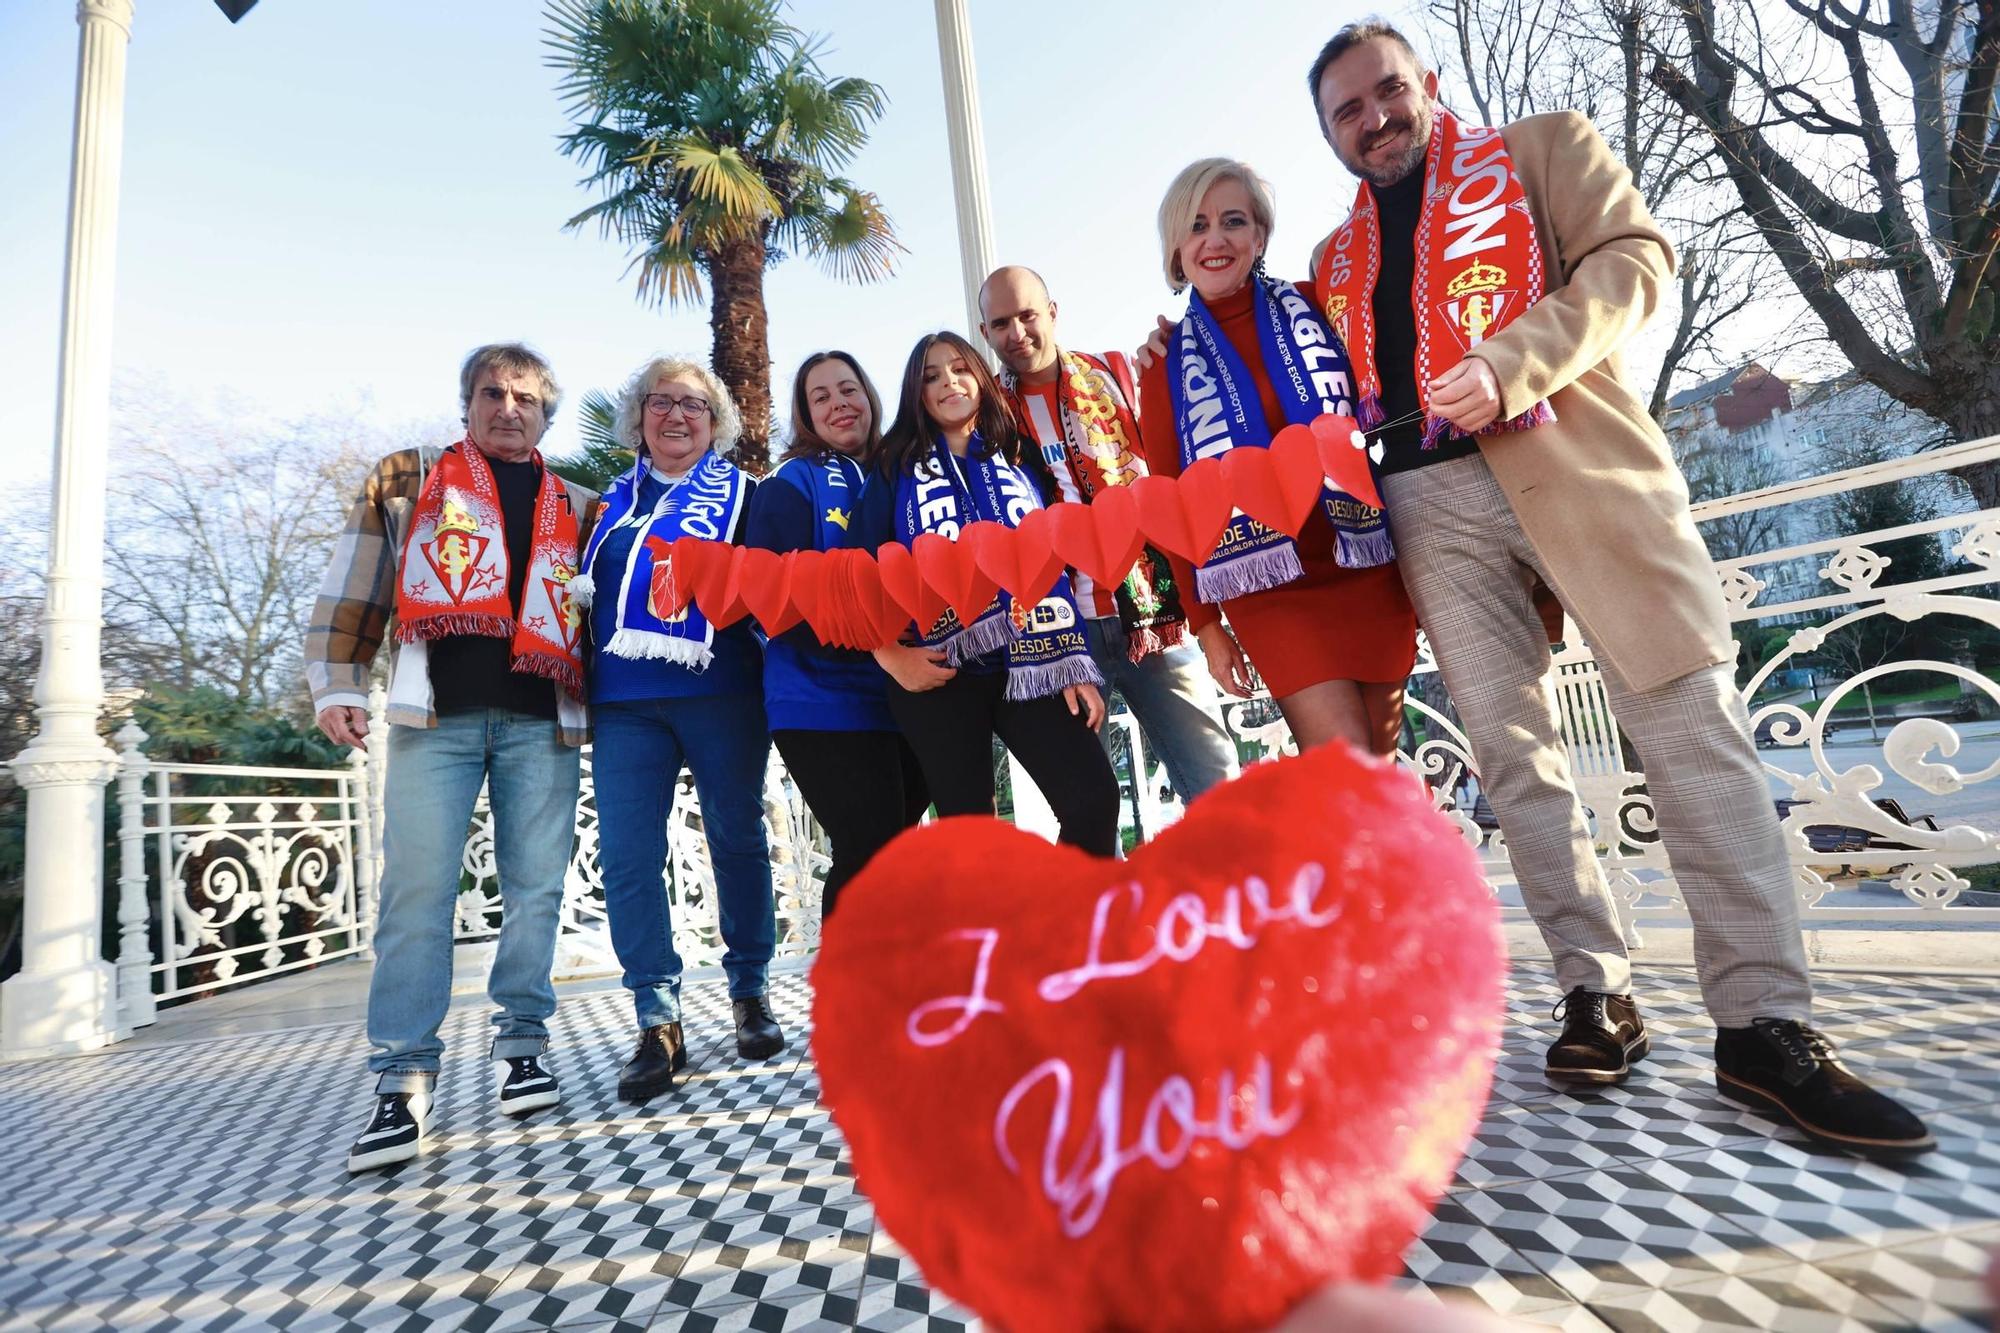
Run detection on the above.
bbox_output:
[979,265,1060,382]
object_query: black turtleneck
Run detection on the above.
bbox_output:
[1370,167,1481,475]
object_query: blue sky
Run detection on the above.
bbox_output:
[5,0,1440,485]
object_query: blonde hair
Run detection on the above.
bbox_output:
[1155,158,1276,291]
[612,356,743,457]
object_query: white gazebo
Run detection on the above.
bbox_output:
[3,0,1007,1058]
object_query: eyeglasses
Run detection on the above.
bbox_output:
[643,394,713,419]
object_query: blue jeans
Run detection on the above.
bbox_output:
[1085,616,1237,802]
[367,710,581,1093]
[593,695,776,1028]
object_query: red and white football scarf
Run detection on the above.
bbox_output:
[1000,350,1190,661]
[1315,107,1554,448]
[394,440,585,697]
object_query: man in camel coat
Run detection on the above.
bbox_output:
[1305,20,1930,1159]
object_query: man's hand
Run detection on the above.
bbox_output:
[1428,357,1503,434]
[1063,681,1106,732]
[1196,622,1255,698]
[1132,315,1174,374]
[316,705,371,751]
[874,643,956,692]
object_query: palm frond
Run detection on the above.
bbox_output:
[546,0,898,313]
[675,137,782,220]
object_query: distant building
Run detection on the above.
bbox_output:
[1664,363,1957,622]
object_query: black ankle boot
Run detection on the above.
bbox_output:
[618,1023,686,1103]
[1715,1018,1935,1159]
[1545,986,1649,1085]
[732,994,786,1061]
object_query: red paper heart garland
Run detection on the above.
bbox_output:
[664,415,1383,648]
[811,742,1505,1332]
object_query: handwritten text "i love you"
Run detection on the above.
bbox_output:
[903,862,1342,1238]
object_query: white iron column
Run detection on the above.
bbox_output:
[932,0,997,340]
[930,0,1059,837]
[4,0,136,1057]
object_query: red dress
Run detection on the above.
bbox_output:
[1137,282,1418,697]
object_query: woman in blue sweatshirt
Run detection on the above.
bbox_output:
[744,351,928,920]
[574,356,782,1106]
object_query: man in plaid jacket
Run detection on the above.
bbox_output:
[306,343,600,1172]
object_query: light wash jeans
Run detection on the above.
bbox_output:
[593,694,776,1030]
[366,710,581,1093]
[1084,616,1238,803]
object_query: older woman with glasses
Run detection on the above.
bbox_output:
[572,355,782,1105]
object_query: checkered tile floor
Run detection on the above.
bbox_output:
[3,964,1995,1331]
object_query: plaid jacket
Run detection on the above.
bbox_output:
[304,446,602,746]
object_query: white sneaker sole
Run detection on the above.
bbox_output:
[498,1088,559,1117]
[347,1135,425,1172]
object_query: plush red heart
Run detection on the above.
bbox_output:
[813,744,1504,1333]
[1311,414,1383,510]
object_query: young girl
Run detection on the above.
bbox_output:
[854,332,1120,857]
[743,351,928,919]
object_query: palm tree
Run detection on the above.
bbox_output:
[545,389,633,492]
[546,0,901,473]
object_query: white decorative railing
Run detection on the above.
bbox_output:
[111,719,374,1029]
[111,436,2000,1028]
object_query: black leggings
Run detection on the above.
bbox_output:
[771,728,929,919]
[886,670,1121,858]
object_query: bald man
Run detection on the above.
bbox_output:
[979,265,1238,806]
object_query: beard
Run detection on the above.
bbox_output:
[1342,106,1432,186]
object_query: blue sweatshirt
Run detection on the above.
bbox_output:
[742,455,896,731]
[587,468,763,703]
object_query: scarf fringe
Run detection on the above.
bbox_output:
[602,627,713,670]
[1357,392,1386,431]
[1493,399,1557,434]
[1419,413,1455,451]
[1124,620,1190,665]
[1335,524,1396,570]
[396,612,512,644]
[942,609,1018,666]
[511,651,584,698]
[1004,649,1105,702]
[569,572,595,609]
[1195,543,1303,603]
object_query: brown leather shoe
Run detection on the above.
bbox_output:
[1545,987,1649,1085]
[618,1023,686,1103]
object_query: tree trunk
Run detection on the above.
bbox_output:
[707,226,774,474]
[1941,365,2000,507]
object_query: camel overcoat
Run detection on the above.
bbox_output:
[1320,109,1736,693]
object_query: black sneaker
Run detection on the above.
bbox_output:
[733,995,786,1061]
[1715,1018,1936,1159]
[618,1023,688,1104]
[347,1089,430,1172]
[495,1054,560,1117]
[1545,987,1649,1085]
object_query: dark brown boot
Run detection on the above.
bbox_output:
[1545,987,1649,1085]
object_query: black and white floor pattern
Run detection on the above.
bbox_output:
[2,964,1996,1331]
